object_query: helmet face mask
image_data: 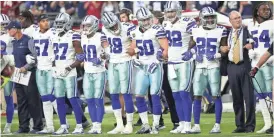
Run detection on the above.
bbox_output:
[102,12,121,35]
[164,1,182,22]
[138,17,153,30]
[199,7,217,29]
[81,15,99,36]
[0,14,10,35]
[136,7,153,30]
[54,13,72,33]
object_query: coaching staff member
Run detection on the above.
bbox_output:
[6,21,43,134]
[220,11,255,133]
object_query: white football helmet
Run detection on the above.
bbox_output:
[54,12,72,33]
[81,15,99,35]
[136,7,153,30]
[199,7,217,29]
[0,14,10,35]
[164,1,182,22]
[101,12,121,35]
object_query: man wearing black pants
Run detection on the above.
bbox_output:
[7,21,43,134]
[221,11,255,133]
[162,63,179,128]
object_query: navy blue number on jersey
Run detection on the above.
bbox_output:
[136,40,154,56]
[83,44,97,62]
[34,39,49,56]
[166,30,182,47]
[53,43,68,60]
[196,37,217,55]
[108,38,122,54]
[251,30,270,48]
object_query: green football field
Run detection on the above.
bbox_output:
[1,112,272,137]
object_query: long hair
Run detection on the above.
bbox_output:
[252,2,273,25]
[20,10,34,28]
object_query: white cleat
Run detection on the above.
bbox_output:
[170,124,184,134]
[107,126,124,134]
[210,123,221,134]
[150,125,159,134]
[190,124,201,134]
[121,124,133,134]
[88,128,102,134]
[72,126,84,134]
[53,127,69,135]
[36,128,54,134]
[256,125,272,133]
[181,122,191,134]
[2,127,11,134]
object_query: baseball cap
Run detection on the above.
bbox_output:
[38,14,49,22]
[1,43,7,55]
[5,21,22,30]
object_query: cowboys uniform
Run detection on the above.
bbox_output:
[163,1,196,133]
[51,12,85,135]
[101,12,135,134]
[31,15,57,134]
[248,19,273,133]
[0,13,15,134]
[80,15,107,134]
[128,7,167,134]
[190,7,227,134]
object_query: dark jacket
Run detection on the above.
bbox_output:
[220,26,252,76]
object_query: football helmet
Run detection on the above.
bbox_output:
[136,7,153,30]
[0,14,10,35]
[81,15,99,35]
[164,1,182,22]
[101,12,121,35]
[54,12,72,33]
[199,7,217,29]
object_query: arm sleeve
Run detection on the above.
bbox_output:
[156,26,167,39]
[127,25,136,40]
[186,19,197,33]
[101,32,107,42]
[24,39,37,70]
[72,32,81,41]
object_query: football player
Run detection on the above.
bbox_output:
[127,7,168,134]
[247,2,273,133]
[185,7,228,134]
[0,13,15,134]
[80,15,107,134]
[101,12,135,134]
[27,14,57,134]
[163,1,197,134]
[51,12,85,135]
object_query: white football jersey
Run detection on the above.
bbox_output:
[81,32,106,73]
[129,24,166,64]
[22,24,39,38]
[163,17,196,63]
[102,22,133,63]
[0,34,13,54]
[1,55,14,72]
[51,30,80,77]
[33,28,56,70]
[248,20,274,67]
[192,25,227,69]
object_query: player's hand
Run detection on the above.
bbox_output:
[182,51,193,61]
[133,59,143,69]
[59,66,72,77]
[100,52,109,60]
[244,43,253,50]
[126,48,136,56]
[248,49,256,59]
[26,54,35,64]
[90,58,102,66]
[249,67,259,78]
[19,67,27,73]
[220,46,230,53]
[195,54,203,63]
